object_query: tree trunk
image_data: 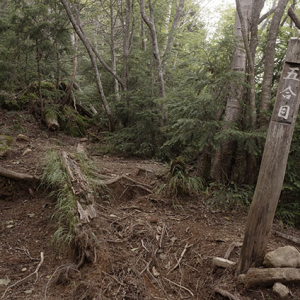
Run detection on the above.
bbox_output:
[139,0,167,125]
[210,0,252,182]
[259,0,290,127]
[162,0,185,60]
[60,0,115,132]
[237,38,300,275]
[61,32,78,107]
[110,0,120,103]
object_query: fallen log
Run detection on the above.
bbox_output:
[45,109,59,131]
[0,166,39,181]
[60,151,99,267]
[238,267,300,288]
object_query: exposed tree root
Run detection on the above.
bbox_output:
[0,166,39,181]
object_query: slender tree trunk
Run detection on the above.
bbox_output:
[259,0,290,127]
[0,0,8,17]
[60,0,115,131]
[61,32,78,107]
[141,15,146,51]
[139,0,167,125]
[122,0,132,106]
[36,44,45,122]
[162,0,185,60]
[110,0,120,103]
[210,0,252,182]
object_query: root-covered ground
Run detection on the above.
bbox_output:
[1,109,300,299]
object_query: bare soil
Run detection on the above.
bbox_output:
[1,109,300,300]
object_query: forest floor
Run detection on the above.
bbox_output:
[1,108,300,300]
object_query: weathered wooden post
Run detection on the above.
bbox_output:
[236,38,300,275]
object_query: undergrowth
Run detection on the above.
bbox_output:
[208,182,254,210]
[160,156,204,199]
[41,149,78,247]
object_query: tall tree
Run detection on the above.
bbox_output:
[210,0,253,182]
[60,0,115,131]
[139,0,167,125]
[259,0,290,127]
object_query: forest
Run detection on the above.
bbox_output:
[1,0,300,299]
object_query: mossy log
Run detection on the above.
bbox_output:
[60,151,98,267]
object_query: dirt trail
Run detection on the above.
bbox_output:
[1,109,300,299]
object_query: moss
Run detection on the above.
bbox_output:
[0,135,14,156]
[59,106,88,137]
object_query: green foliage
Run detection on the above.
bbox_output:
[160,156,204,198]
[59,106,89,137]
[276,201,300,227]
[208,182,254,210]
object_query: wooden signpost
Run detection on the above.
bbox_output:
[236,38,300,275]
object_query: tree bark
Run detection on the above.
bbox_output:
[0,167,39,181]
[162,0,185,60]
[239,267,300,288]
[139,0,167,125]
[60,0,115,132]
[110,0,120,103]
[259,0,290,127]
[288,6,300,29]
[237,38,300,275]
[210,0,252,182]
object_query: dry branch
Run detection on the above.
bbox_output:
[288,6,300,29]
[238,267,300,288]
[224,242,243,259]
[274,230,300,244]
[0,166,39,181]
[104,174,153,194]
[163,276,194,297]
[168,243,193,273]
[1,252,44,299]
[214,287,241,300]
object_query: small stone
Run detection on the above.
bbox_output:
[16,134,30,142]
[28,213,35,218]
[0,278,11,286]
[6,225,14,229]
[24,289,33,294]
[212,257,236,268]
[22,148,32,156]
[273,282,290,298]
[159,253,167,261]
[21,268,27,272]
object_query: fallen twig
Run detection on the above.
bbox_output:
[163,276,194,297]
[214,287,241,300]
[224,242,243,260]
[0,166,39,181]
[168,243,193,273]
[141,239,150,252]
[1,252,44,299]
[159,224,166,248]
[44,264,75,300]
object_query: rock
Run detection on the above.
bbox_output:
[22,148,32,156]
[77,143,86,154]
[273,282,290,298]
[16,134,30,142]
[212,257,236,268]
[263,246,300,268]
[0,278,11,286]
